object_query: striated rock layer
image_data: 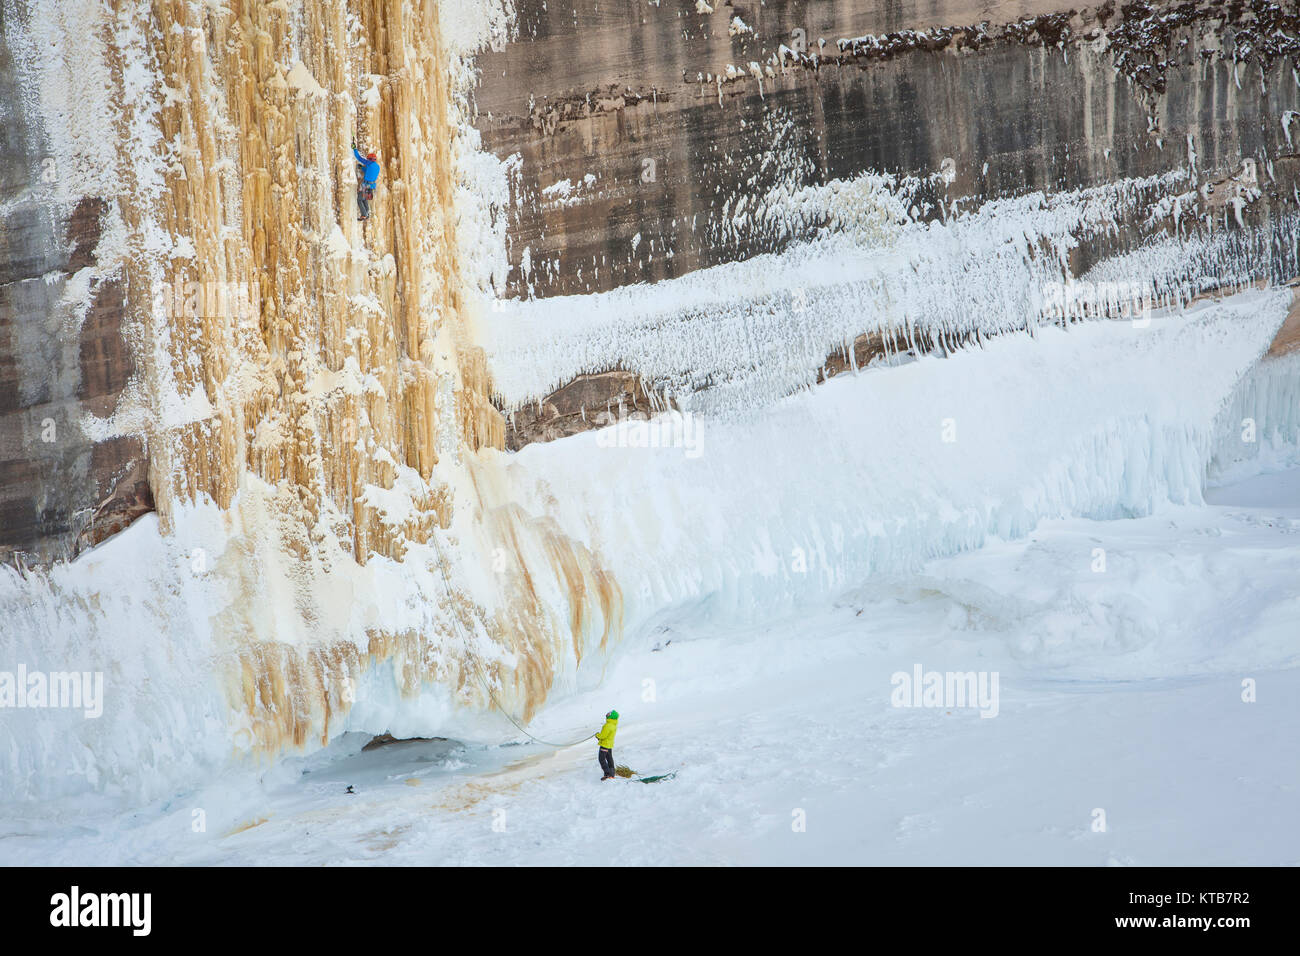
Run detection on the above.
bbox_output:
[477,0,1300,299]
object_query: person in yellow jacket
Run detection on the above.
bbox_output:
[596,710,619,780]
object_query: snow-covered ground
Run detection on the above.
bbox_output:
[3,287,1297,865]
[4,458,1296,866]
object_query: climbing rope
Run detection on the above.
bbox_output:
[350,14,369,150]
[430,541,596,749]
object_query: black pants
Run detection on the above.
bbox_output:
[598,747,615,779]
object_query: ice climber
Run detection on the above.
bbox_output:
[353,144,380,221]
[596,710,619,780]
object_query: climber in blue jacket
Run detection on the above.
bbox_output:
[353,144,380,221]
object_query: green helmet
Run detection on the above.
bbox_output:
[607,710,619,720]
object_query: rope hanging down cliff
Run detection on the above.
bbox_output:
[430,541,595,749]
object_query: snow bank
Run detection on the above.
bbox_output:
[499,292,1290,640]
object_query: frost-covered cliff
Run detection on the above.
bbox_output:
[1,0,626,799]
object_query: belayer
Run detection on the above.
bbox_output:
[596,710,619,780]
[353,142,380,221]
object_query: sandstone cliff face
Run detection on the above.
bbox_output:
[0,11,143,563]
[477,0,1300,300]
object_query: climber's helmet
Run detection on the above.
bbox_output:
[607,710,619,720]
